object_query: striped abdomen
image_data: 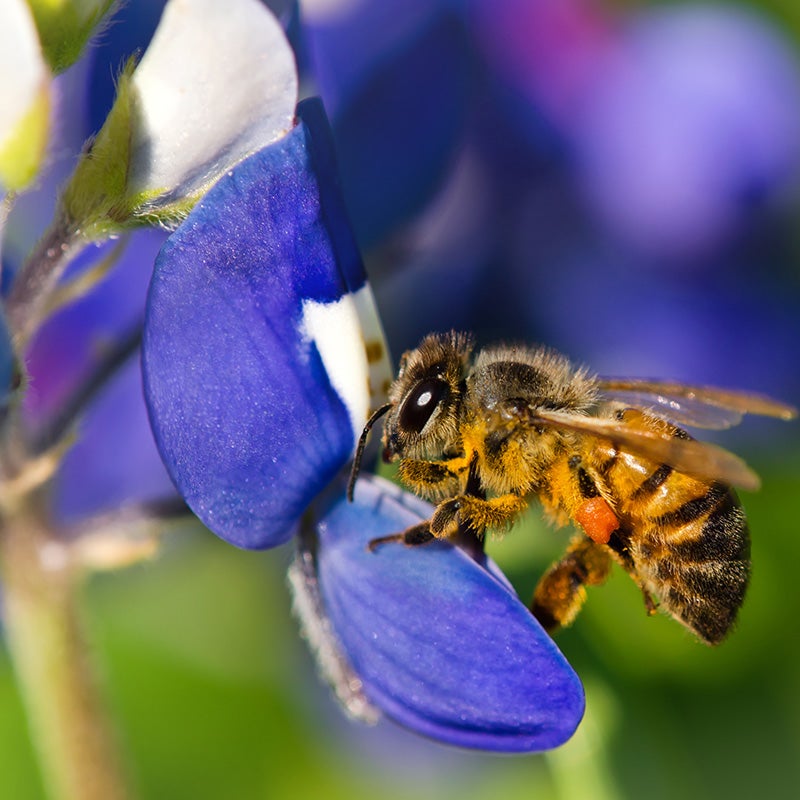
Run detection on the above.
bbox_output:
[589,419,751,645]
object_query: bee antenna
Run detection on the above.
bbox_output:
[347,403,392,502]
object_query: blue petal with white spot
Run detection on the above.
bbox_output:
[142,100,373,549]
[316,476,585,752]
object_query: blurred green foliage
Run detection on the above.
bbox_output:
[1,464,798,800]
[622,0,800,36]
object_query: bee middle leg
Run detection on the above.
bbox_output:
[429,493,528,538]
[532,535,612,633]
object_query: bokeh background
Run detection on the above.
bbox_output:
[2,0,800,797]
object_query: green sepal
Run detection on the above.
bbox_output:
[0,82,50,191]
[128,192,200,230]
[60,54,205,239]
[26,0,117,74]
[61,56,136,240]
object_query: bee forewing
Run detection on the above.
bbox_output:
[533,410,762,491]
[596,391,744,429]
[598,378,797,429]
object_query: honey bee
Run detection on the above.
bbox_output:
[348,331,797,645]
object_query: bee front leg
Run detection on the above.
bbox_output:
[367,522,435,552]
[367,457,471,551]
[532,535,612,633]
[398,457,469,500]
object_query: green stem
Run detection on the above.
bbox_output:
[5,216,87,351]
[0,506,132,800]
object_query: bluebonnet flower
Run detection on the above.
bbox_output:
[1,0,586,759]
[2,0,301,530]
[142,95,585,751]
[1,3,440,797]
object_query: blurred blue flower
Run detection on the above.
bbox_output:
[466,0,800,260]
[2,6,178,529]
[22,230,176,523]
[569,3,800,261]
[330,0,800,410]
[301,0,471,246]
[142,97,585,750]
[0,312,14,410]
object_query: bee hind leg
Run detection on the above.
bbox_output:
[532,535,612,633]
[605,530,659,617]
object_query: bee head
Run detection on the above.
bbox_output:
[382,331,473,462]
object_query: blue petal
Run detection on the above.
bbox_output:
[316,476,585,752]
[143,101,371,549]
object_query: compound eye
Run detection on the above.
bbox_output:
[399,378,449,434]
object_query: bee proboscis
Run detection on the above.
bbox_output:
[348,331,797,645]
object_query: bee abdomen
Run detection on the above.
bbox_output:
[638,484,751,645]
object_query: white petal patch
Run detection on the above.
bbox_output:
[0,0,48,152]
[351,283,393,414]
[301,284,391,447]
[128,0,298,203]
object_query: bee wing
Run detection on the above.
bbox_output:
[598,378,798,430]
[532,409,761,491]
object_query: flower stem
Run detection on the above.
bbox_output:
[0,504,132,800]
[5,215,87,351]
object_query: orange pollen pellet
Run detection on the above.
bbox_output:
[575,497,619,544]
